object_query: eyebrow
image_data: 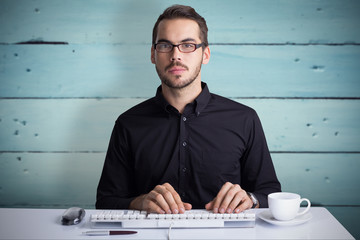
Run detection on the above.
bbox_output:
[156,38,197,44]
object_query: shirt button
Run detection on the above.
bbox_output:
[182,141,187,147]
[181,192,186,198]
[183,116,187,122]
[182,167,187,173]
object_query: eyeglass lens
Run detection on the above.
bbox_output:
[156,43,197,53]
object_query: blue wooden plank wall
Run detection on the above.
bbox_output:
[0,0,359,238]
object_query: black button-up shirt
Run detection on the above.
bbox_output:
[96,82,281,209]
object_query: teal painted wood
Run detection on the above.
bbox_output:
[327,207,360,240]
[0,45,159,98]
[273,153,360,205]
[0,152,105,208]
[0,153,358,208]
[1,0,359,44]
[1,45,360,98]
[0,99,143,152]
[0,99,359,152]
[205,45,360,98]
[0,0,359,230]
[239,99,360,152]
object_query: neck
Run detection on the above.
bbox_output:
[162,79,202,114]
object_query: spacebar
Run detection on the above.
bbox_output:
[157,219,224,228]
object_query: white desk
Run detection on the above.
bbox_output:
[0,207,354,239]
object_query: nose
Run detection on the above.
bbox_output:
[170,46,182,61]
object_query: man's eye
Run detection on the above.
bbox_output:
[158,44,172,49]
[182,43,194,48]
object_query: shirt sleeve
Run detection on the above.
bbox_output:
[240,110,281,208]
[96,120,136,209]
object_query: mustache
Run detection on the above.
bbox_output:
[165,62,189,71]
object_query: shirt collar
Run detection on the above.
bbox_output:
[194,82,211,116]
[155,82,211,116]
[155,86,173,114]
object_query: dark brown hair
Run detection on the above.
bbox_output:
[152,5,208,47]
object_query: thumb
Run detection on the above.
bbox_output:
[205,200,214,210]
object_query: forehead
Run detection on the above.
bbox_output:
[156,18,201,42]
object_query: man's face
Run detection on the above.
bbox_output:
[151,18,210,89]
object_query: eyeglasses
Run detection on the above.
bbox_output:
[154,42,204,53]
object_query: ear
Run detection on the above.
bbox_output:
[151,46,156,64]
[202,46,210,65]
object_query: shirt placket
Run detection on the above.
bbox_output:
[178,113,190,201]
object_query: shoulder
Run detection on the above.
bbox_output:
[126,95,163,114]
[123,97,159,115]
[114,97,161,124]
[209,93,257,116]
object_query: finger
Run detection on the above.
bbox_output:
[166,188,185,214]
[156,183,183,214]
[143,198,166,214]
[219,184,242,213]
[212,182,233,213]
[205,200,214,210]
[184,202,192,211]
[228,191,247,213]
[234,194,253,213]
[162,189,182,214]
[148,189,171,214]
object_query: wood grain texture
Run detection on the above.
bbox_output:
[0,99,359,152]
[0,1,359,237]
[1,45,360,98]
[0,152,105,208]
[1,0,359,44]
[274,153,360,205]
[327,207,360,240]
[0,153,358,207]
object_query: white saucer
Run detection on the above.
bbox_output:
[258,210,312,226]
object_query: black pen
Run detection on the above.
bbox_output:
[83,230,137,236]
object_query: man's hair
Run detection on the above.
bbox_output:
[152,5,209,47]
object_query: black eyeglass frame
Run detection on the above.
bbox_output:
[153,42,205,53]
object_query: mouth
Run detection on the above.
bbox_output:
[166,63,188,75]
[168,67,186,75]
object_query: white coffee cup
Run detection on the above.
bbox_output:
[268,192,311,221]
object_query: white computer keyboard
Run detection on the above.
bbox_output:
[90,209,255,228]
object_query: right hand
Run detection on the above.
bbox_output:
[129,183,192,214]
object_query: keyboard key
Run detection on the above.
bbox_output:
[90,209,255,228]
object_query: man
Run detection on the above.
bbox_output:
[96,5,281,214]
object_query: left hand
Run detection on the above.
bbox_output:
[205,182,255,213]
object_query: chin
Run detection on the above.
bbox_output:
[163,78,195,89]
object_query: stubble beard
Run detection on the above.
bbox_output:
[156,62,202,89]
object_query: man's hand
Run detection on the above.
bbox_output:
[129,183,192,214]
[205,182,256,213]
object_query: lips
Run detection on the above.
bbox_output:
[165,63,188,75]
[169,67,186,75]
